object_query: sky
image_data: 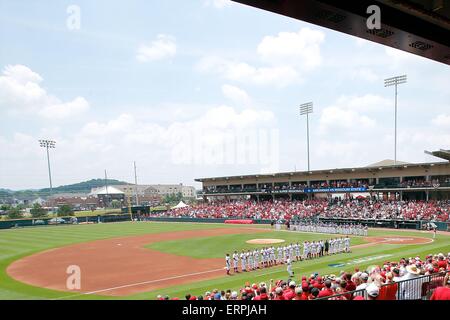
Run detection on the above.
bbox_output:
[0,0,449,191]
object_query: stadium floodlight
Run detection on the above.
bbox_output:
[300,102,313,172]
[384,75,407,165]
[38,139,56,195]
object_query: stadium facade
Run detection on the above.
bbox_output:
[196,159,450,202]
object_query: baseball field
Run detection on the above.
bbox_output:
[0,221,448,300]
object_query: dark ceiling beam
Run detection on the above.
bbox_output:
[232,0,450,65]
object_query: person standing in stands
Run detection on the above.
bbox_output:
[430,273,450,300]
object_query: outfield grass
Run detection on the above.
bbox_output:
[0,221,448,300]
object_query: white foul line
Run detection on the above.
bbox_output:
[53,267,225,300]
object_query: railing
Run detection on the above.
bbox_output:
[202,183,450,194]
[316,271,449,300]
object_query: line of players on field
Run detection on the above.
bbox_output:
[225,237,351,274]
[290,222,368,236]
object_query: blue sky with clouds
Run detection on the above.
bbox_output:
[1,0,449,190]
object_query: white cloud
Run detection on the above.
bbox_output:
[221,84,251,106]
[318,94,391,134]
[197,56,299,87]
[204,0,232,8]
[0,64,89,119]
[136,34,177,62]
[257,27,325,70]
[432,114,450,127]
[38,97,89,119]
[319,106,376,132]
[197,27,325,87]
[350,67,379,82]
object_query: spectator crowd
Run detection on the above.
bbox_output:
[163,199,450,222]
[157,252,450,300]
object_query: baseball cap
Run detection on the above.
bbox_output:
[360,272,369,280]
[295,287,303,294]
[231,291,238,299]
[366,284,380,297]
[275,287,283,294]
[289,281,296,287]
[214,293,221,300]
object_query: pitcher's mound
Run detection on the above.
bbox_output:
[246,238,285,245]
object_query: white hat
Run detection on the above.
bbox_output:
[361,272,369,280]
[289,281,296,287]
[231,291,238,298]
[275,287,283,294]
[366,284,380,297]
[295,287,303,294]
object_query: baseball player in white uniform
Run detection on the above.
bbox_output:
[277,246,283,264]
[225,253,231,275]
[240,250,247,272]
[286,256,294,277]
[247,250,253,271]
[253,249,259,269]
[232,251,239,273]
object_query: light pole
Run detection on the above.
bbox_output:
[39,139,56,195]
[384,75,407,165]
[134,161,139,206]
[300,102,313,172]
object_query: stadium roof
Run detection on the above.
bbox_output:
[425,149,450,161]
[232,0,450,65]
[90,186,124,195]
[365,159,410,167]
[195,160,448,182]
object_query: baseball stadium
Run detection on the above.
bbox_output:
[1,0,450,303]
[1,152,450,300]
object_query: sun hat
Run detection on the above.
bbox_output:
[406,265,421,275]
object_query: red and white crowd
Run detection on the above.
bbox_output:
[163,199,450,222]
[157,252,450,300]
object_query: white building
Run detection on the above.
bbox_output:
[108,184,196,198]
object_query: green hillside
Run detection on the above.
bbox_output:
[1,179,130,200]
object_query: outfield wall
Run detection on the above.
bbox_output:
[0,214,448,231]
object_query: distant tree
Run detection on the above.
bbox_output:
[111,199,121,209]
[1,204,12,211]
[57,204,74,217]
[7,207,23,219]
[30,203,48,218]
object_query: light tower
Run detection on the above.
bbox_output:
[300,102,313,172]
[38,139,56,195]
[384,75,407,165]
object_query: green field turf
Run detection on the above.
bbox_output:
[0,221,448,300]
